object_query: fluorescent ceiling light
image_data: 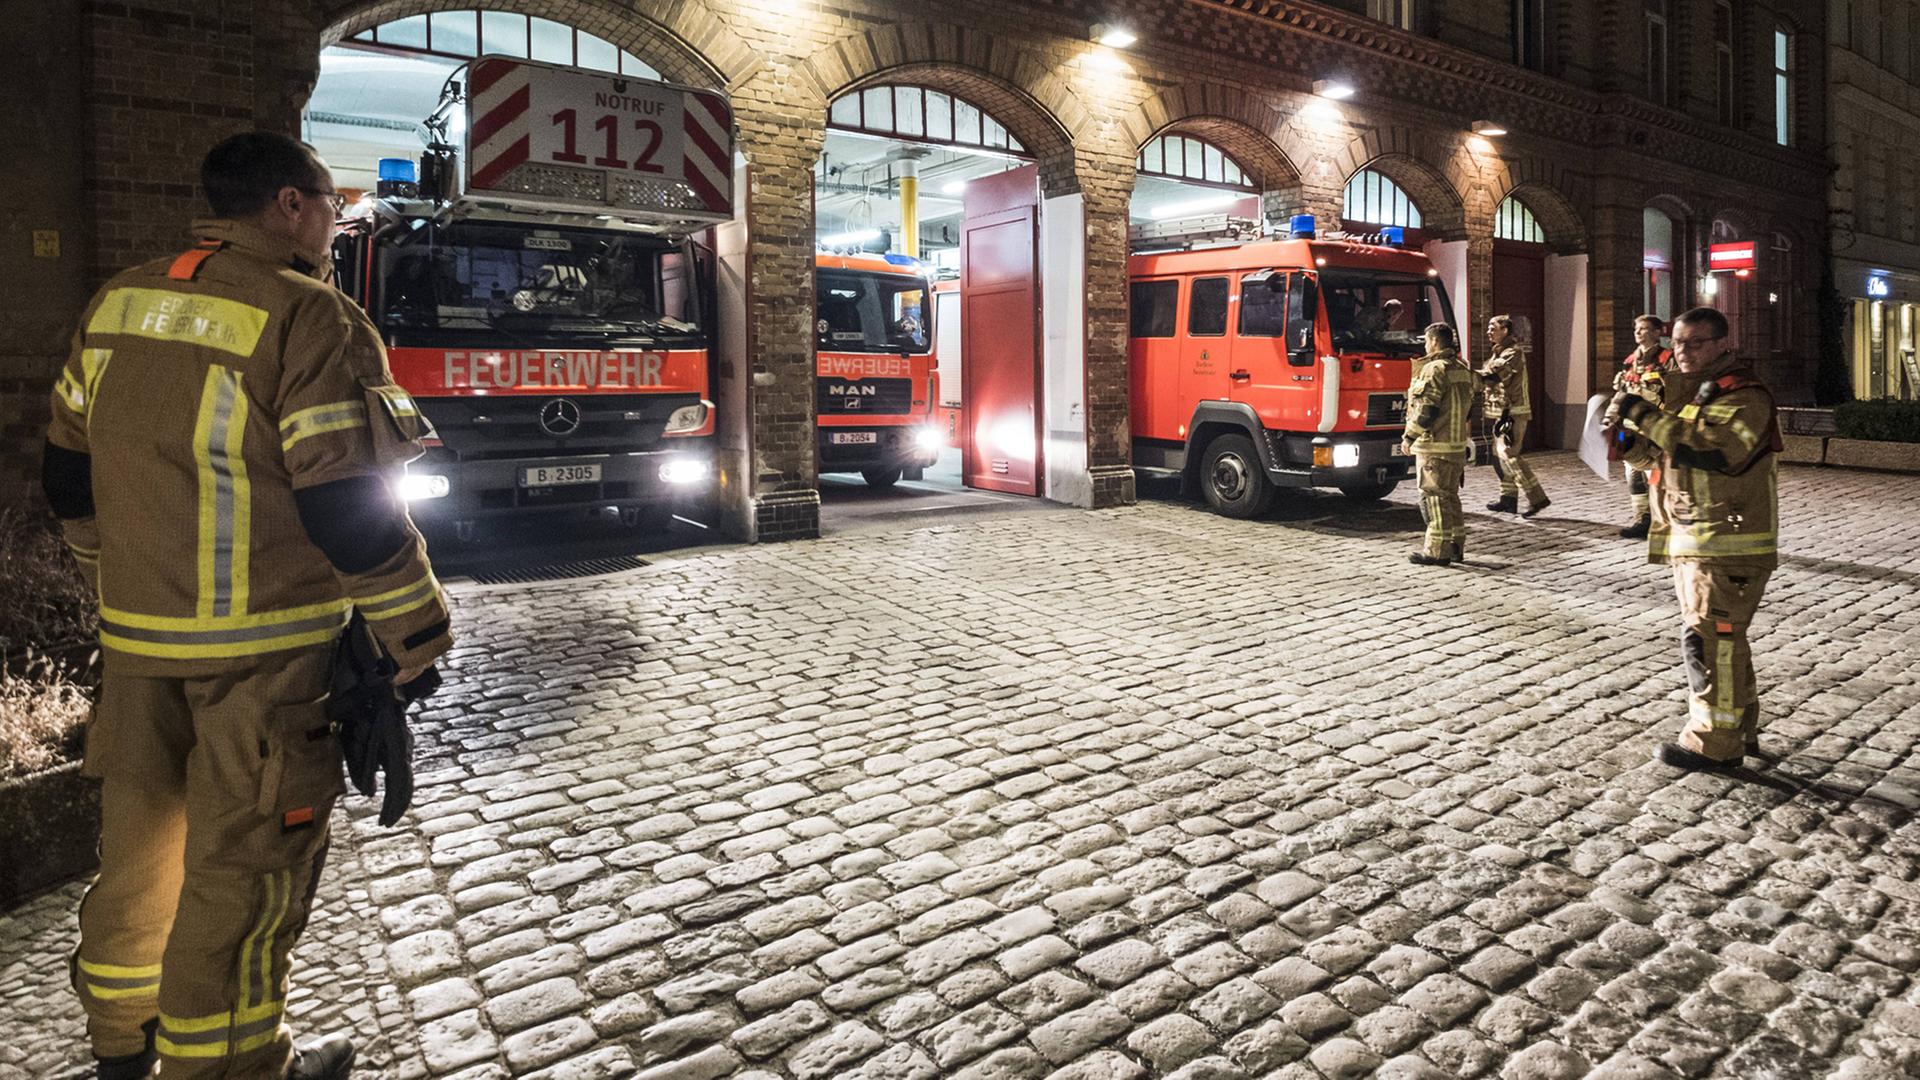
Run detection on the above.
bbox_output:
[1147,191,1242,220]
[1091,22,1137,48]
[1471,120,1508,136]
[1313,79,1356,100]
[941,180,967,195]
[819,228,881,246]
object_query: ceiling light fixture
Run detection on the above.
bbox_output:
[941,180,967,195]
[1471,120,1508,136]
[1091,22,1137,48]
[1313,79,1356,100]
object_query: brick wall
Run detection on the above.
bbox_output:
[0,0,1831,530]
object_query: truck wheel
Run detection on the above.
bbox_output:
[862,466,903,490]
[1338,480,1399,502]
[1200,434,1276,519]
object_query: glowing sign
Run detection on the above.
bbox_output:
[1708,242,1758,271]
[1868,276,1892,298]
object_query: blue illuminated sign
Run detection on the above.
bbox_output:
[1868,276,1891,298]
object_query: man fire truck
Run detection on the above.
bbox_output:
[330,56,732,538]
[815,252,943,488]
[1128,217,1454,518]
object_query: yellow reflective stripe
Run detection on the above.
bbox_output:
[100,598,348,631]
[193,367,251,619]
[55,370,85,413]
[356,570,438,608]
[1716,637,1735,714]
[98,599,351,660]
[80,959,161,979]
[1689,698,1744,731]
[1678,403,1701,420]
[99,619,347,661]
[159,1009,231,1034]
[80,348,112,429]
[86,984,158,1001]
[359,574,441,622]
[371,383,420,418]
[86,287,267,358]
[243,870,290,1010]
[1654,530,1778,558]
[280,401,369,453]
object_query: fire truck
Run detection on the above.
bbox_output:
[814,252,943,487]
[329,56,733,537]
[1128,219,1454,517]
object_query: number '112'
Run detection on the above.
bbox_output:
[550,109,665,173]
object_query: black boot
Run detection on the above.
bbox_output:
[95,1019,157,1080]
[1619,515,1650,539]
[1408,552,1450,566]
[1652,742,1739,771]
[1521,497,1552,518]
[1485,494,1517,513]
[289,1034,355,1080]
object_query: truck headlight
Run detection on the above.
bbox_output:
[397,473,450,500]
[664,402,710,435]
[659,459,710,485]
[914,426,944,451]
[1333,444,1359,468]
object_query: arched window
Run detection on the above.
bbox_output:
[1343,169,1423,229]
[343,11,657,76]
[828,87,1027,155]
[1136,134,1254,190]
[1495,196,1544,243]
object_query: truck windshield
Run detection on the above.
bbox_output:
[381,223,692,338]
[1320,269,1452,359]
[817,270,931,355]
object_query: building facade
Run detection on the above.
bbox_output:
[1830,0,1920,403]
[0,0,1828,539]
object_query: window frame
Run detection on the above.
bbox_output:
[1774,26,1794,146]
[1128,279,1181,340]
[1187,276,1231,338]
[1714,1,1736,127]
[1646,0,1670,107]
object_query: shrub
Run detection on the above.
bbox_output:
[1833,399,1920,443]
[0,510,97,659]
[0,653,90,779]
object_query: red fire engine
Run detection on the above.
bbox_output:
[1129,224,1454,516]
[815,252,943,487]
[330,56,732,537]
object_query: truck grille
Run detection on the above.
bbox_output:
[1365,393,1407,427]
[819,378,913,415]
[418,394,694,460]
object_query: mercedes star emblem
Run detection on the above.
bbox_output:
[538,398,582,437]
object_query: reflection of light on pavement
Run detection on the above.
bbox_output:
[989,417,1035,460]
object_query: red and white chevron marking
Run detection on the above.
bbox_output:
[681,90,732,216]
[468,58,532,191]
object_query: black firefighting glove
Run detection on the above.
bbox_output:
[1614,393,1653,427]
[1492,413,1514,441]
[330,614,439,827]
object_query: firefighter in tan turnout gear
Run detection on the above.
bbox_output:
[1479,315,1551,517]
[1610,306,1780,770]
[1614,314,1671,539]
[41,133,453,1079]
[1400,323,1479,565]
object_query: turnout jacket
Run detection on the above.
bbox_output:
[1479,341,1532,419]
[44,219,452,676]
[1621,354,1781,572]
[1614,344,1671,404]
[1402,348,1478,456]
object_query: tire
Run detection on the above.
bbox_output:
[1200,434,1276,518]
[1338,480,1399,502]
[862,466,903,490]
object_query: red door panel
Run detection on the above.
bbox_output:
[1492,244,1548,450]
[962,167,1041,495]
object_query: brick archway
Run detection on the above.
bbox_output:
[1333,127,1466,240]
[1122,84,1299,195]
[317,0,751,90]
[802,25,1084,196]
[1497,182,1588,256]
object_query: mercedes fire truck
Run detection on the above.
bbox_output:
[330,55,733,537]
[814,252,943,488]
[1128,219,1455,517]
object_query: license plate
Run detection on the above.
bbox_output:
[830,432,878,445]
[519,463,601,487]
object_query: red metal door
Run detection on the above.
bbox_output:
[1492,243,1548,450]
[961,166,1041,495]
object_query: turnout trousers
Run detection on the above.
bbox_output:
[1416,452,1466,560]
[73,646,342,1078]
[1492,416,1549,507]
[1624,461,1651,519]
[1672,563,1772,762]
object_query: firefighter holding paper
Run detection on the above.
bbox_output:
[1480,314,1551,517]
[1400,323,1479,565]
[41,132,452,1079]
[1614,314,1671,539]
[1610,306,1780,770]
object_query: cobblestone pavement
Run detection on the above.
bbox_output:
[4,454,1918,1079]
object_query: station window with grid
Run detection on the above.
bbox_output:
[1495,197,1544,244]
[348,11,656,76]
[828,87,1028,155]
[1136,135,1254,190]
[1343,170,1423,229]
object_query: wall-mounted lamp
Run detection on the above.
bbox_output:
[1313,79,1356,100]
[1699,275,1719,298]
[1471,120,1508,137]
[1091,22,1136,48]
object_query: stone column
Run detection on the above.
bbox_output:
[1078,154,1136,509]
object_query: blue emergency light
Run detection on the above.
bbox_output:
[882,253,924,270]
[1290,214,1316,239]
[376,156,420,199]
[1382,226,1404,246]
